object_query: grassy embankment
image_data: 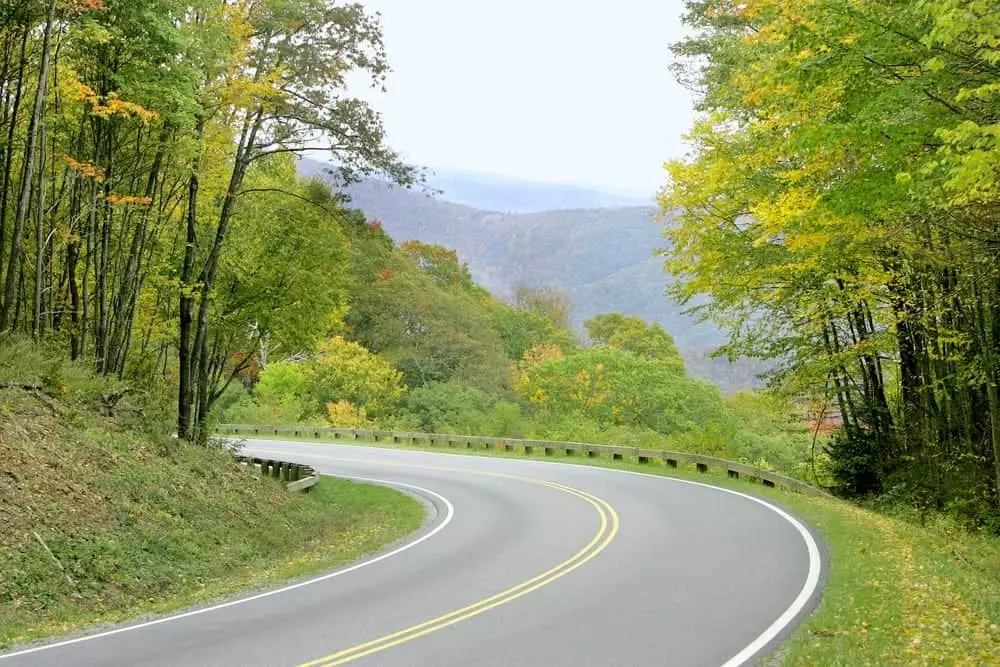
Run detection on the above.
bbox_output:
[232,429,1000,665]
[0,343,424,650]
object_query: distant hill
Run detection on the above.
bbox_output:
[425,168,652,213]
[299,160,763,391]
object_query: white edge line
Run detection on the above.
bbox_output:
[533,461,823,667]
[0,476,454,661]
[244,439,824,667]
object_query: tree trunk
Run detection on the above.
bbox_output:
[1,0,56,330]
[0,26,29,285]
[177,120,203,441]
[189,109,263,441]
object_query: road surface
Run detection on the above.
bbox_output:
[0,440,825,666]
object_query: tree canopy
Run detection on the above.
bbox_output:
[662,0,1000,523]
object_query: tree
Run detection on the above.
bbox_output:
[584,313,685,372]
[302,336,406,418]
[516,346,724,436]
[176,0,417,441]
[513,284,573,331]
[663,0,1000,521]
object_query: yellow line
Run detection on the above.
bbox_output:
[258,452,619,667]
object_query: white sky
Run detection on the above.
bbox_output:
[352,0,696,196]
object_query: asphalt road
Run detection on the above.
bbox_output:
[1,440,825,667]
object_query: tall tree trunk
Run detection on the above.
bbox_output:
[1,0,56,330]
[32,119,46,337]
[178,119,205,441]
[0,26,29,285]
[189,109,263,441]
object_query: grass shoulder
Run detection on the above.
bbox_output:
[237,430,1000,665]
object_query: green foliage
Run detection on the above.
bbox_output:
[303,337,406,418]
[664,0,1000,523]
[401,381,523,436]
[490,302,578,361]
[517,345,724,439]
[584,313,685,372]
[343,220,510,393]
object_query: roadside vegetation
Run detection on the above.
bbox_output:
[0,341,423,649]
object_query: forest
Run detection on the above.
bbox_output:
[663,0,1000,527]
[0,0,415,443]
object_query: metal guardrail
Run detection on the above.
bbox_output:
[220,424,828,498]
[217,424,829,496]
[236,454,319,493]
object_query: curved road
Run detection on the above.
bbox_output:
[1,440,825,667]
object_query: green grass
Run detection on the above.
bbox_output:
[229,429,1000,666]
[0,385,424,650]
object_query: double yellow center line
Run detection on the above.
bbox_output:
[282,456,620,667]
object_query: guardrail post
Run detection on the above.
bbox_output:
[637,455,650,464]
[728,469,739,479]
[696,463,709,473]
[564,447,574,456]
[612,452,622,461]
[666,458,678,468]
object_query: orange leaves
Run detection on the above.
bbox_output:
[97,193,154,207]
[67,80,159,123]
[61,158,156,206]
[88,93,159,122]
[64,0,106,13]
[62,156,105,182]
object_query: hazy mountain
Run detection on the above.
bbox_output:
[426,168,653,213]
[299,160,762,391]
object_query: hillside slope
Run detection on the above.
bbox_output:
[0,342,422,648]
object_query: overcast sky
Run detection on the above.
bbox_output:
[351,0,696,196]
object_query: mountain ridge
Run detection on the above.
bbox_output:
[299,159,762,391]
